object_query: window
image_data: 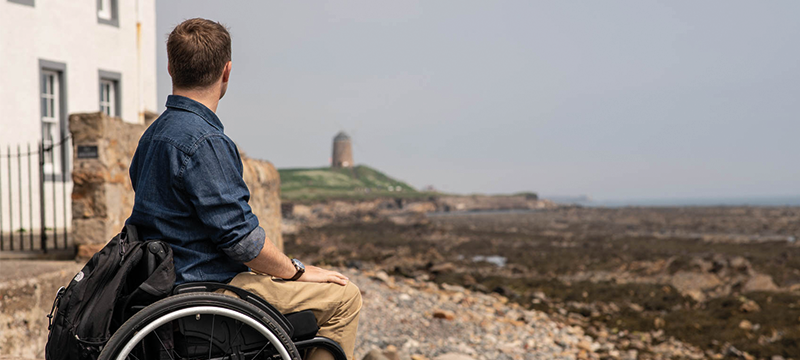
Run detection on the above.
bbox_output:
[98,70,121,117]
[97,0,118,27]
[97,0,111,19]
[40,59,68,179]
[99,80,115,116]
[41,70,60,172]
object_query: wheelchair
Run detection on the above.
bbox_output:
[97,251,348,360]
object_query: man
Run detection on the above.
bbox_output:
[126,18,361,360]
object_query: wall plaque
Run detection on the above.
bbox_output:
[77,145,99,159]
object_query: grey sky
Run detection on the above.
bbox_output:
[155,1,800,200]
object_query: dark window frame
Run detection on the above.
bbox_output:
[98,69,122,117]
[39,59,70,183]
[97,0,119,27]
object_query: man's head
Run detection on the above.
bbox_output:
[167,18,232,98]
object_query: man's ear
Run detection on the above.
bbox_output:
[222,61,232,83]
[168,63,173,77]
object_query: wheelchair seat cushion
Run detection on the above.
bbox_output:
[284,310,319,341]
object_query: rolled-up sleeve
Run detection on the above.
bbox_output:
[180,135,265,262]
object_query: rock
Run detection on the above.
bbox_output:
[654,317,665,329]
[686,256,714,273]
[411,356,429,360]
[432,309,456,320]
[626,350,638,359]
[372,271,391,284]
[406,202,437,214]
[629,339,646,350]
[628,303,644,312]
[772,356,786,360]
[739,319,753,330]
[433,354,474,360]
[739,299,761,313]
[346,260,364,269]
[729,256,751,273]
[725,345,744,358]
[402,339,421,351]
[497,341,521,354]
[383,345,401,360]
[743,274,779,293]
[440,283,466,293]
[577,339,593,351]
[492,285,515,297]
[430,262,456,273]
[470,283,489,293]
[363,348,390,360]
[670,271,722,301]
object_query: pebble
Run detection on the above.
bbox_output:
[739,319,753,330]
[372,270,391,284]
[350,268,595,360]
[346,267,703,360]
[363,349,390,360]
[433,309,456,321]
[433,354,475,360]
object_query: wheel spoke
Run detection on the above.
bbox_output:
[223,321,246,359]
[154,328,175,360]
[250,342,271,360]
[208,314,216,359]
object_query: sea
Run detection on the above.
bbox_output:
[572,195,800,208]
[424,195,800,218]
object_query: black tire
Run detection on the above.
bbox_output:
[99,293,301,360]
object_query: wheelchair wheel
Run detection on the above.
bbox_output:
[99,293,301,360]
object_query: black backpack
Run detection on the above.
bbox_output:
[45,224,175,360]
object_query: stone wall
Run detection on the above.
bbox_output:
[241,155,283,250]
[0,261,83,358]
[70,112,282,256]
[70,112,147,257]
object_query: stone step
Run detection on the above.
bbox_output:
[0,260,82,358]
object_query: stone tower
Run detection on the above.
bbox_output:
[332,132,353,168]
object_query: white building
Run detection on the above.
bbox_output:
[0,0,157,250]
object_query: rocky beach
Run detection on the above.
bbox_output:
[283,200,800,359]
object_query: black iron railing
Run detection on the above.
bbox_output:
[0,136,72,256]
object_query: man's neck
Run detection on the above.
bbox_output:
[173,87,220,113]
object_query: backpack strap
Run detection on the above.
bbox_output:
[118,224,140,264]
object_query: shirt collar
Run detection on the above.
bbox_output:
[165,95,224,132]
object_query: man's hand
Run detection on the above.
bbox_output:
[298,265,349,286]
[244,234,349,286]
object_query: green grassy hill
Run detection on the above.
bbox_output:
[278,165,423,202]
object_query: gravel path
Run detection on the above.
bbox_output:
[346,268,604,360]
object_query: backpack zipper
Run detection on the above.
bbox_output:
[47,286,66,330]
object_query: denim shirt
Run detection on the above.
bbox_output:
[126,95,265,284]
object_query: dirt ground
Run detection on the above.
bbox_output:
[285,206,800,358]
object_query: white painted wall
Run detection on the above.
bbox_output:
[0,0,157,143]
[0,0,157,236]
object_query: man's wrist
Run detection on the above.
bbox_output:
[287,258,305,281]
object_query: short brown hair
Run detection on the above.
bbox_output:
[167,18,231,89]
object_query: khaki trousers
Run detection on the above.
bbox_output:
[227,272,362,360]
